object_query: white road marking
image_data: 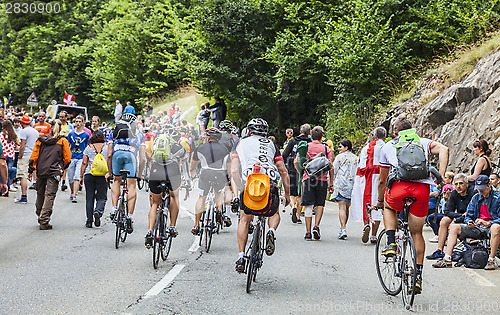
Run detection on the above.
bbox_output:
[143,264,186,298]
[464,268,496,287]
[188,239,200,252]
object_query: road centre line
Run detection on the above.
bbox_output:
[464,268,496,287]
[143,264,186,298]
[188,239,200,252]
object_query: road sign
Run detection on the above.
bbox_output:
[27,92,38,106]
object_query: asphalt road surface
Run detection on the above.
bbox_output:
[1,184,500,314]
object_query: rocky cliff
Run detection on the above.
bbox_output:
[380,49,500,173]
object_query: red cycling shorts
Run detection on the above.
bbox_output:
[384,181,430,218]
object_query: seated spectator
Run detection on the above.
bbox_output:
[427,173,475,259]
[490,173,500,191]
[427,184,454,242]
[444,171,455,185]
[432,175,500,270]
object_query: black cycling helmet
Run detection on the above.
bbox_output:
[205,127,222,141]
[121,113,137,123]
[247,118,268,136]
[219,120,233,132]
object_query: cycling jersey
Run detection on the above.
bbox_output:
[219,131,237,153]
[192,142,229,171]
[379,137,435,186]
[232,135,283,182]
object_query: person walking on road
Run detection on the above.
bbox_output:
[332,139,358,240]
[1,120,18,195]
[28,119,71,230]
[67,115,90,203]
[350,126,387,244]
[282,124,311,223]
[80,129,108,228]
[16,115,39,204]
[114,100,123,123]
[295,126,334,240]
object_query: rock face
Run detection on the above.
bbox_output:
[380,50,500,173]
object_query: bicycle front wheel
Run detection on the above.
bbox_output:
[401,236,417,310]
[375,230,402,296]
[161,214,172,261]
[152,213,162,269]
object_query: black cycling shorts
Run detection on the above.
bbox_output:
[149,161,181,194]
[301,178,328,207]
[198,169,227,197]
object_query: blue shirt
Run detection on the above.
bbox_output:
[123,105,135,115]
[68,130,90,159]
[428,186,439,210]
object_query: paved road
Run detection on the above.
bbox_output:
[1,185,500,314]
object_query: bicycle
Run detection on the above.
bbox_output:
[152,182,173,269]
[244,215,266,293]
[113,169,131,249]
[138,157,151,191]
[373,197,418,310]
[199,186,217,252]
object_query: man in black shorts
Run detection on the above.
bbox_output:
[282,123,311,223]
[145,130,188,247]
[189,127,230,235]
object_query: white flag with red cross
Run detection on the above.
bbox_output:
[63,92,76,106]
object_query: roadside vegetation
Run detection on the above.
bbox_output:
[1,0,499,143]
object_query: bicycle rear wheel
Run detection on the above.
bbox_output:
[401,236,417,310]
[375,230,402,295]
[199,212,205,247]
[161,214,172,261]
[115,197,125,249]
[205,207,214,252]
[152,213,162,269]
[120,201,128,243]
[246,223,261,293]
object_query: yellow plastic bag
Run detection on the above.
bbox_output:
[91,152,108,176]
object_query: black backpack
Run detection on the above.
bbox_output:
[113,120,136,139]
[457,243,489,269]
[393,129,429,181]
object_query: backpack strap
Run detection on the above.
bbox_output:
[91,144,104,154]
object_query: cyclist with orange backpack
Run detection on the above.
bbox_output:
[231,118,290,273]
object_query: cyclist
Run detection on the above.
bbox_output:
[219,120,239,227]
[282,124,311,223]
[107,113,145,234]
[189,127,230,235]
[375,118,449,294]
[145,129,188,247]
[232,118,290,273]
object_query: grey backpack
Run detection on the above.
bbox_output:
[394,129,429,181]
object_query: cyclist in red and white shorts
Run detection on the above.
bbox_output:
[376,118,448,294]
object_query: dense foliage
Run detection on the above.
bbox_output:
[1,0,499,140]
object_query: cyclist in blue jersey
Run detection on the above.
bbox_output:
[107,114,146,234]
